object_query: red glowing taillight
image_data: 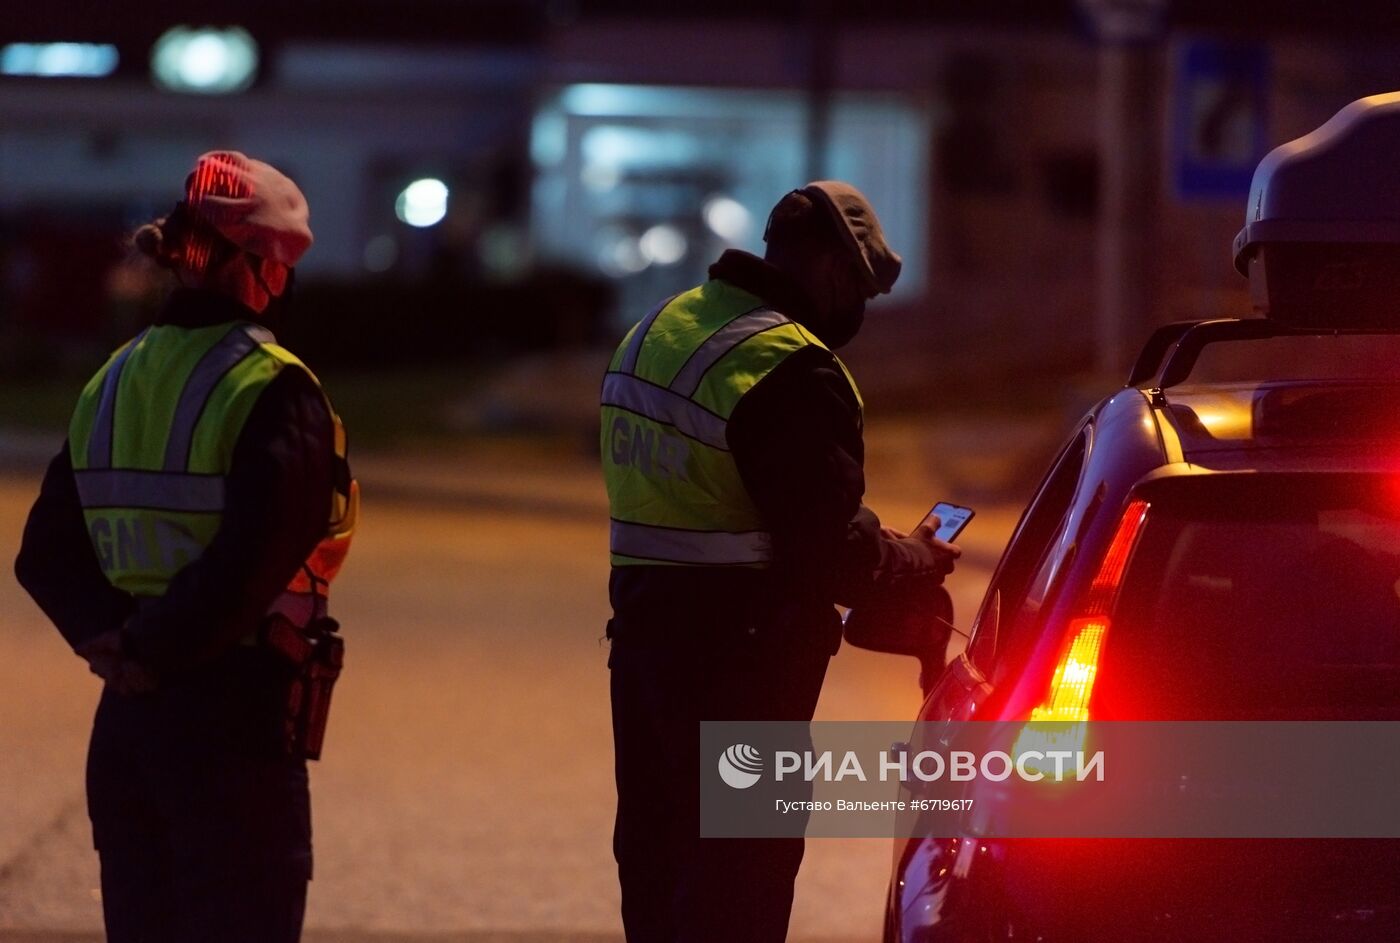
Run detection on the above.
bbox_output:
[1025,616,1110,727]
[1012,499,1149,765]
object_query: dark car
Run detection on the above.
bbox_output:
[882,319,1400,941]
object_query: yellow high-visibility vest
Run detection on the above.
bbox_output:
[601,280,861,567]
[68,320,357,619]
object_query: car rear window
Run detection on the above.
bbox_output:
[1095,478,1400,719]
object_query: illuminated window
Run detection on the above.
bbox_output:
[1,43,118,78]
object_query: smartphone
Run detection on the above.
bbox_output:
[919,502,974,542]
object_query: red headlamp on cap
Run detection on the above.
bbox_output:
[182,150,314,272]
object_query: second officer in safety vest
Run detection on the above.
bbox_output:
[16,151,357,943]
[602,182,960,942]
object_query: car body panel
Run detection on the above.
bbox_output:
[886,371,1400,942]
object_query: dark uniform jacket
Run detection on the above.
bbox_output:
[608,250,941,652]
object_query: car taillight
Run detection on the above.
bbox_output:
[1012,499,1150,768]
[1026,617,1108,727]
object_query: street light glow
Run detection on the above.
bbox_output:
[703,196,752,243]
[396,178,450,228]
[151,27,259,94]
[598,233,649,276]
[179,34,232,87]
[639,224,687,265]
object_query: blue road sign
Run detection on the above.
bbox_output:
[1171,38,1270,201]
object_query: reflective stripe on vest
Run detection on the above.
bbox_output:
[601,281,861,568]
[609,519,773,566]
[162,323,274,470]
[85,327,149,468]
[69,321,356,604]
[617,293,675,375]
[600,373,729,450]
[73,469,226,512]
[667,307,791,397]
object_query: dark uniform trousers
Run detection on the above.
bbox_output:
[610,623,833,943]
[86,650,311,943]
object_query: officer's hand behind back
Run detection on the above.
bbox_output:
[108,660,158,696]
[75,629,124,682]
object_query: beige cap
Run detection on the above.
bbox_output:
[185,150,314,267]
[799,180,902,294]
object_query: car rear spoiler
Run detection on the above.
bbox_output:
[1124,318,1400,392]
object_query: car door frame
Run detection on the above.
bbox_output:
[917,420,1094,729]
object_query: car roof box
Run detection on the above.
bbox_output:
[1234,93,1400,328]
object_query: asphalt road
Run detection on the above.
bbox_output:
[0,461,1010,943]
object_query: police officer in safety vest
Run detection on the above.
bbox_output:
[602,181,960,942]
[16,151,356,943]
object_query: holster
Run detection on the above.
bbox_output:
[261,612,345,760]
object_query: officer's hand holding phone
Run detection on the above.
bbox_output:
[843,502,969,654]
[904,502,971,577]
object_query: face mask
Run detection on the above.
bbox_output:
[822,303,865,349]
[253,262,296,329]
[818,261,868,349]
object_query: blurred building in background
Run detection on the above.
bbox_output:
[2,2,1400,403]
